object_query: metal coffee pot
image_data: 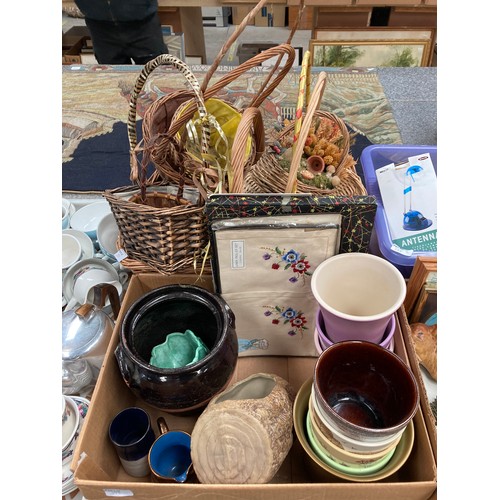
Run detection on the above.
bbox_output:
[62,283,120,395]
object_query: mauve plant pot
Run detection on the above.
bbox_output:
[115,285,238,414]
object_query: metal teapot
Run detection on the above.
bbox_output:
[62,283,120,395]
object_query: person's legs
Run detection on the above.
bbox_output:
[84,18,133,64]
[126,13,168,65]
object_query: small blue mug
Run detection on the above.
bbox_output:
[108,407,156,477]
[148,417,193,483]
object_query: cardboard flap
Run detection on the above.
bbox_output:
[73,451,114,482]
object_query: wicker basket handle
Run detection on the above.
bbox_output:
[230,107,266,193]
[252,0,306,109]
[127,54,210,167]
[285,71,327,193]
[201,0,306,99]
[291,49,312,151]
[167,43,296,139]
[206,43,296,109]
[201,0,268,92]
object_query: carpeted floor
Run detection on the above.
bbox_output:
[62,64,401,192]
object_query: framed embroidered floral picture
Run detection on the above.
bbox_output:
[205,194,377,357]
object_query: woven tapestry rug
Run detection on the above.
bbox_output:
[62,64,402,193]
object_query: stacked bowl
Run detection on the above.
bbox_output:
[62,395,90,497]
[313,308,396,355]
[294,341,419,481]
[310,253,407,357]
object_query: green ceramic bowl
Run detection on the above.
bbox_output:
[306,411,395,475]
[293,377,415,482]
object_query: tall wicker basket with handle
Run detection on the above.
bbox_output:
[103,55,212,275]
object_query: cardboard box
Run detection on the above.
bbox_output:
[72,273,437,499]
[288,5,314,30]
[62,25,91,47]
[237,42,279,64]
[398,307,437,461]
[158,7,182,33]
[388,6,437,28]
[62,36,91,65]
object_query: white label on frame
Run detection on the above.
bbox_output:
[231,240,245,269]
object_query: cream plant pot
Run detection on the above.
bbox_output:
[191,372,296,484]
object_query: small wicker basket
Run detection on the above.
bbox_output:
[103,55,211,275]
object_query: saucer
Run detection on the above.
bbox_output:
[62,396,79,452]
[62,229,95,261]
[62,258,119,306]
[62,397,90,495]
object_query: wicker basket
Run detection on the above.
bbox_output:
[140,0,303,194]
[232,53,367,197]
[103,55,211,275]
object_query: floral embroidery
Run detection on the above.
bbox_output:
[263,305,308,337]
[262,247,312,284]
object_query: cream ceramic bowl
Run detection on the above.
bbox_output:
[306,411,396,475]
[310,384,405,454]
[62,233,82,270]
[308,394,401,464]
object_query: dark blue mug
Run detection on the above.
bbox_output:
[108,407,156,477]
[148,417,193,483]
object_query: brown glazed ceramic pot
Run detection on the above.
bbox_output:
[115,284,238,414]
[314,341,419,442]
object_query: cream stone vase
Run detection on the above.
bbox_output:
[190,373,296,484]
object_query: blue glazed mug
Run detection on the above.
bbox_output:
[148,417,193,483]
[108,407,156,477]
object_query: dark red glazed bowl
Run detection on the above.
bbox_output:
[313,341,419,442]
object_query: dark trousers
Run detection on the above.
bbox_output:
[85,12,167,65]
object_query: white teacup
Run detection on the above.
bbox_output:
[62,234,82,270]
[70,269,122,309]
[62,199,75,230]
[70,200,112,241]
[64,258,128,311]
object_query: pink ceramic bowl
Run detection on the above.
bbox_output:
[315,308,395,352]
